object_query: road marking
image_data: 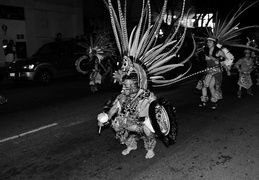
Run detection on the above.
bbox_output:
[0,78,194,144]
[0,123,58,144]
[65,120,85,127]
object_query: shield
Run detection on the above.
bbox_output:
[149,98,178,146]
[75,55,91,74]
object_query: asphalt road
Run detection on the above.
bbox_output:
[0,73,259,180]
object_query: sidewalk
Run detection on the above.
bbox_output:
[0,69,13,90]
[0,67,5,82]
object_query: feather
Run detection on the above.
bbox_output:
[105,0,196,87]
[149,64,184,74]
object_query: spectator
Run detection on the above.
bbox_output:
[0,94,8,105]
[4,39,15,70]
[0,73,7,104]
[55,33,62,42]
[9,40,16,59]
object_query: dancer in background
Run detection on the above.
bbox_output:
[89,58,103,92]
[197,37,232,109]
[195,1,259,109]
[75,27,116,92]
[235,49,255,98]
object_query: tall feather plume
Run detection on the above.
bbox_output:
[117,0,128,51]
[107,1,122,55]
[205,0,259,49]
[105,0,196,87]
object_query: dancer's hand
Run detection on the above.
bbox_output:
[205,55,210,60]
[98,121,104,127]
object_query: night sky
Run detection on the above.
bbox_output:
[193,0,259,25]
[82,0,259,38]
[83,0,258,24]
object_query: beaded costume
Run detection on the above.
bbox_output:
[97,0,195,159]
[196,1,259,108]
[197,44,224,102]
[75,25,116,92]
[235,56,254,89]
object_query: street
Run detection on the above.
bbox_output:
[0,73,259,180]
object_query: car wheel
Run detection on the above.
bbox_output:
[36,69,53,85]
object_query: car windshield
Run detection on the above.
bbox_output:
[33,43,60,56]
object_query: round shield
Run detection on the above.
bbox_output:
[75,55,91,74]
[149,98,178,146]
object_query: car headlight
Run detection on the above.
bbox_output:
[22,64,35,70]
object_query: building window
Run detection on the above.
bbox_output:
[0,5,25,20]
[196,13,214,28]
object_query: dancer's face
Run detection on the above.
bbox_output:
[207,40,215,49]
[122,79,138,96]
[244,50,251,57]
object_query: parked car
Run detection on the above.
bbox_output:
[8,40,87,84]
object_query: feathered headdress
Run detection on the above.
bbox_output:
[246,37,258,52]
[75,26,117,74]
[83,28,116,62]
[103,0,196,88]
[197,0,259,52]
[194,1,259,69]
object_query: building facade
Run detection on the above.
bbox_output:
[0,0,83,67]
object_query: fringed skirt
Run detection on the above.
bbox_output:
[196,72,223,100]
[238,73,253,89]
